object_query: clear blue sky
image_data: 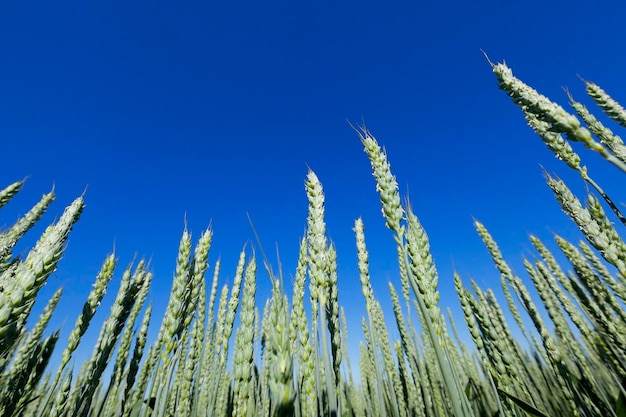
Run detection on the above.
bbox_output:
[2,1,626,364]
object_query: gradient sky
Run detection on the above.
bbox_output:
[2,1,626,366]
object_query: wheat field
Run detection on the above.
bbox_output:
[1,61,625,417]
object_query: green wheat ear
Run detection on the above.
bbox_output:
[0,188,55,265]
[56,253,117,381]
[0,180,24,210]
[265,279,295,417]
[232,257,257,417]
[585,80,626,128]
[357,125,475,417]
[0,195,84,369]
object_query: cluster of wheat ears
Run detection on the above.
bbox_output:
[1,61,626,417]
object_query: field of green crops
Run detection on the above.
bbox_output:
[1,61,625,417]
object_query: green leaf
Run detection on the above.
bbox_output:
[615,389,626,417]
[497,388,550,417]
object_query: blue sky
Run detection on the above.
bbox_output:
[2,1,626,365]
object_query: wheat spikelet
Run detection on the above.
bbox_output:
[265,280,295,417]
[325,243,342,390]
[493,60,626,173]
[372,299,407,417]
[56,253,116,383]
[0,196,83,359]
[358,128,474,417]
[221,248,246,358]
[305,170,329,310]
[360,321,382,417]
[569,93,626,163]
[50,373,72,417]
[548,175,626,277]
[388,282,420,384]
[176,275,206,417]
[353,218,384,403]
[100,263,151,416]
[122,303,152,415]
[159,228,193,360]
[578,240,626,301]
[69,261,144,417]
[493,63,595,147]
[184,228,212,327]
[0,181,24,210]
[0,287,62,416]
[405,207,442,332]
[289,237,316,416]
[233,257,257,417]
[206,257,221,341]
[0,188,55,265]
[585,81,626,128]
[25,331,59,409]
[530,236,601,355]
[356,127,404,238]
